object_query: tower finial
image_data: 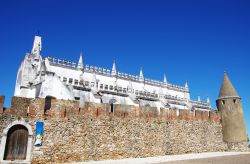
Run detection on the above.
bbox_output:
[111,60,117,76]
[163,74,167,84]
[185,80,189,88]
[198,96,201,102]
[206,96,210,104]
[77,51,84,69]
[139,66,144,82]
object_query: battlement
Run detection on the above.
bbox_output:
[5,96,220,122]
[0,96,226,164]
[0,96,4,113]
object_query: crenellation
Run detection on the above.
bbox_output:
[6,96,220,122]
[0,95,241,163]
[0,96,4,113]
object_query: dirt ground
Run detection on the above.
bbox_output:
[159,154,250,164]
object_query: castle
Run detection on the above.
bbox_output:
[0,36,248,164]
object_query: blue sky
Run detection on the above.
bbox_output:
[0,0,250,136]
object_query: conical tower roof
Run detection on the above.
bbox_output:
[218,72,240,100]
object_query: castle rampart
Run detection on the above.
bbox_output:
[0,96,228,163]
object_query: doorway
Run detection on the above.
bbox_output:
[3,125,28,160]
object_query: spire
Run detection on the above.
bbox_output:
[111,60,117,76]
[206,96,211,107]
[198,96,201,102]
[185,81,189,88]
[218,71,240,100]
[77,51,84,69]
[139,67,144,82]
[206,96,210,104]
[163,74,167,84]
[31,35,42,56]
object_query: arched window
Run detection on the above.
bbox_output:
[109,98,117,113]
[110,103,114,113]
[44,96,52,113]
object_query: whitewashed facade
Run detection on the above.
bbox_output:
[14,36,212,111]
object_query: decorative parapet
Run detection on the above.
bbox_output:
[46,56,189,92]
[47,56,78,70]
[189,100,212,110]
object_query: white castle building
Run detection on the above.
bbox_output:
[14,35,212,111]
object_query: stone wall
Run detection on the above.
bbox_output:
[0,96,4,113]
[0,97,228,163]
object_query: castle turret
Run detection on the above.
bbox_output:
[216,72,247,149]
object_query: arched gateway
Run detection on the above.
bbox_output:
[0,120,33,163]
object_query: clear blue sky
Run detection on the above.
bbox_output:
[0,0,250,135]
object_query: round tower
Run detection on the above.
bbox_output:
[216,72,247,148]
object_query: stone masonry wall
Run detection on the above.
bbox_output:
[0,97,227,163]
[0,96,4,113]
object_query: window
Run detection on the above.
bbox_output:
[114,86,117,91]
[79,80,84,86]
[69,78,73,84]
[118,87,122,92]
[85,81,89,87]
[105,85,108,90]
[63,77,67,83]
[135,90,138,95]
[123,88,126,93]
[91,82,95,87]
[44,96,52,111]
[233,99,237,104]
[100,84,103,89]
[110,103,114,113]
[75,97,80,100]
[222,100,225,105]
[109,85,113,90]
[74,80,78,85]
